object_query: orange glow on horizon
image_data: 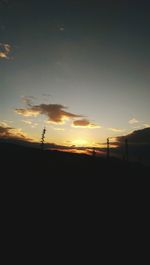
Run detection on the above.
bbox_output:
[72,139,88,147]
[49,148,106,156]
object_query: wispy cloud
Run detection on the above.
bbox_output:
[22,120,38,128]
[3,120,13,124]
[0,121,9,127]
[21,96,36,106]
[16,109,40,117]
[128,118,139,124]
[59,27,65,31]
[53,127,65,131]
[57,24,65,32]
[143,123,150,128]
[42,93,51,97]
[0,43,11,59]
[108,128,125,133]
[22,120,32,125]
[72,119,101,129]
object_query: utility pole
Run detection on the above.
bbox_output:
[107,138,110,160]
[125,138,128,162]
[41,127,46,150]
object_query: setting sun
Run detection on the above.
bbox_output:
[72,139,88,147]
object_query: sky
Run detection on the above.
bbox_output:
[0,0,150,148]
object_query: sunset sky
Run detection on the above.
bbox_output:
[0,0,150,148]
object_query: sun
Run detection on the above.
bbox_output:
[72,139,88,147]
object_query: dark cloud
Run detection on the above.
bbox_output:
[16,103,82,123]
[0,125,12,137]
[0,123,31,141]
[112,128,150,165]
[72,119,100,128]
[116,128,150,145]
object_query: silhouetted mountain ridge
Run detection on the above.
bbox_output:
[0,142,149,177]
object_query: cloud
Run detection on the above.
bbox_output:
[0,121,8,127]
[2,120,13,124]
[21,96,36,106]
[112,128,150,165]
[16,103,82,123]
[108,128,125,133]
[143,124,150,128]
[22,120,32,125]
[59,27,65,31]
[22,120,38,128]
[72,119,100,129]
[116,128,150,145]
[15,108,40,117]
[16,102,100,128]
[0,122,31,141]
[0,43,11,59]
[53,127,65,131]
[57,24,65,31]
[42,93,52,98]
[128,118,139,124]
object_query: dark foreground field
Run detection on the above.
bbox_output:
[0,143,149,177]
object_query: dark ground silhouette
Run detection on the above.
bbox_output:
[0,142,149,177]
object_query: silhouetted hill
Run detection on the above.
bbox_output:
[0,142,149,177]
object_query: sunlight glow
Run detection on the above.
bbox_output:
[72,139,88,147]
